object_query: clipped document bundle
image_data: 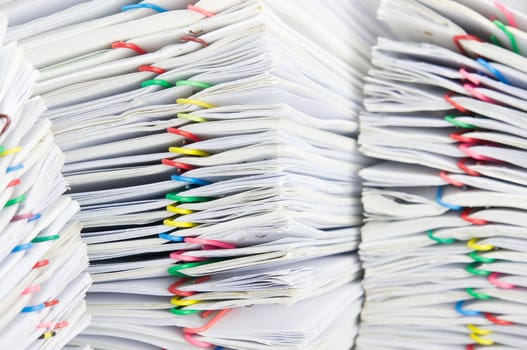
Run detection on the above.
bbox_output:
[0,25,90,350]
[0,0,381,349]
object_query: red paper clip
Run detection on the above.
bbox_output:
[187,4,215,17]
[111,41,147,55]
[139,65,166,74]
[461,208,488,225]
[181,36,209,47]
[444,92,468,113]
[453,35,484,56]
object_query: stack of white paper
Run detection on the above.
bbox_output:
[0,13,91,350]
[1,0,384,349]
[357,1,527,349]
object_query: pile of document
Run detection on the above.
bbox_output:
[0,21,90,350]
[357,0,527,349]
[0,0,381,349]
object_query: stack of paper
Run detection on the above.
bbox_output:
[357,0,527,349]
[0,13,91,350]
[0,1,384,349]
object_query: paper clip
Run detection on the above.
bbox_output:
[452,35,484,56]
[171,296,201,306]
[184,333,213,348]
[122,3,168,12]
[444,92,468,113]
[0,146,22,157]
[466,262,492,276]
[21,303,45,313]
[455,300,482,316]
[427,230,456,244]
[159,232,184,242]
[463,84,494,104]
[12,242,32,253]
[141,79,174,88]
[171,307,201,315]
[494,0,517,28]
[488,272,515,289]
[11,213,35,222]
[169,276,210,296]
[32,235,60,243]
[168,260,214,276]
[44,299,59,307]
[111,41,147,55]
[187,4,216,17]
[461,208,488,225]
[450,131,480,144]
[458,159,481,176]
[139,65,167,74]
[38,331,56,339]
[167,127,202,142]
[178,113,208,123]
[470,333,495,346]
[463,84,494,103]
[467,238,494,251]
[166,193,211,203]
[184,238,236,250]
[6,178,21,188]
[485,312,514,326]
[169,146,209,157]
[164,218,198,228]
[459,68,480,85]
[33,259,49,269]
[171,174,210,186]
[167,204,194,215]
[0,113,11,136]
[28,213,42,223]
[439,171,464,187]
[175,80,213,90]
[477,58,510,85]
[6,163,23,173]
[444,115,476,129]
[466,288,492,300]
[469,251,495,263]
[183,309,231,334]
[493,20,520,54]
[5,194,27,207]
[162,158,195,170]
[21,284,41,295]
[458,143,496,161]
[435,186,463,210]
[176,98,216,109]
[181,35,209,47]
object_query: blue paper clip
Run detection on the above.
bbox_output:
[12,242,33,253]
[477,58,510,85]
[455,300,482,316]
[171,174,210,186]
[436,186,463,211]
[27,213,41,223]
[159,233,184,242]
[122,3,167,12]
[6,163,23,173]
[21,303,45,313]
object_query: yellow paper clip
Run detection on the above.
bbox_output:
[0,146,22,157]
[167,204,194,215]
[176,98,216,109]
[163,217,198,228]
[169,146,209,157]
[171,296,200,306]
[467,238,495,251]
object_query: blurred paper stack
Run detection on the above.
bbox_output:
[357,0,527,349]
